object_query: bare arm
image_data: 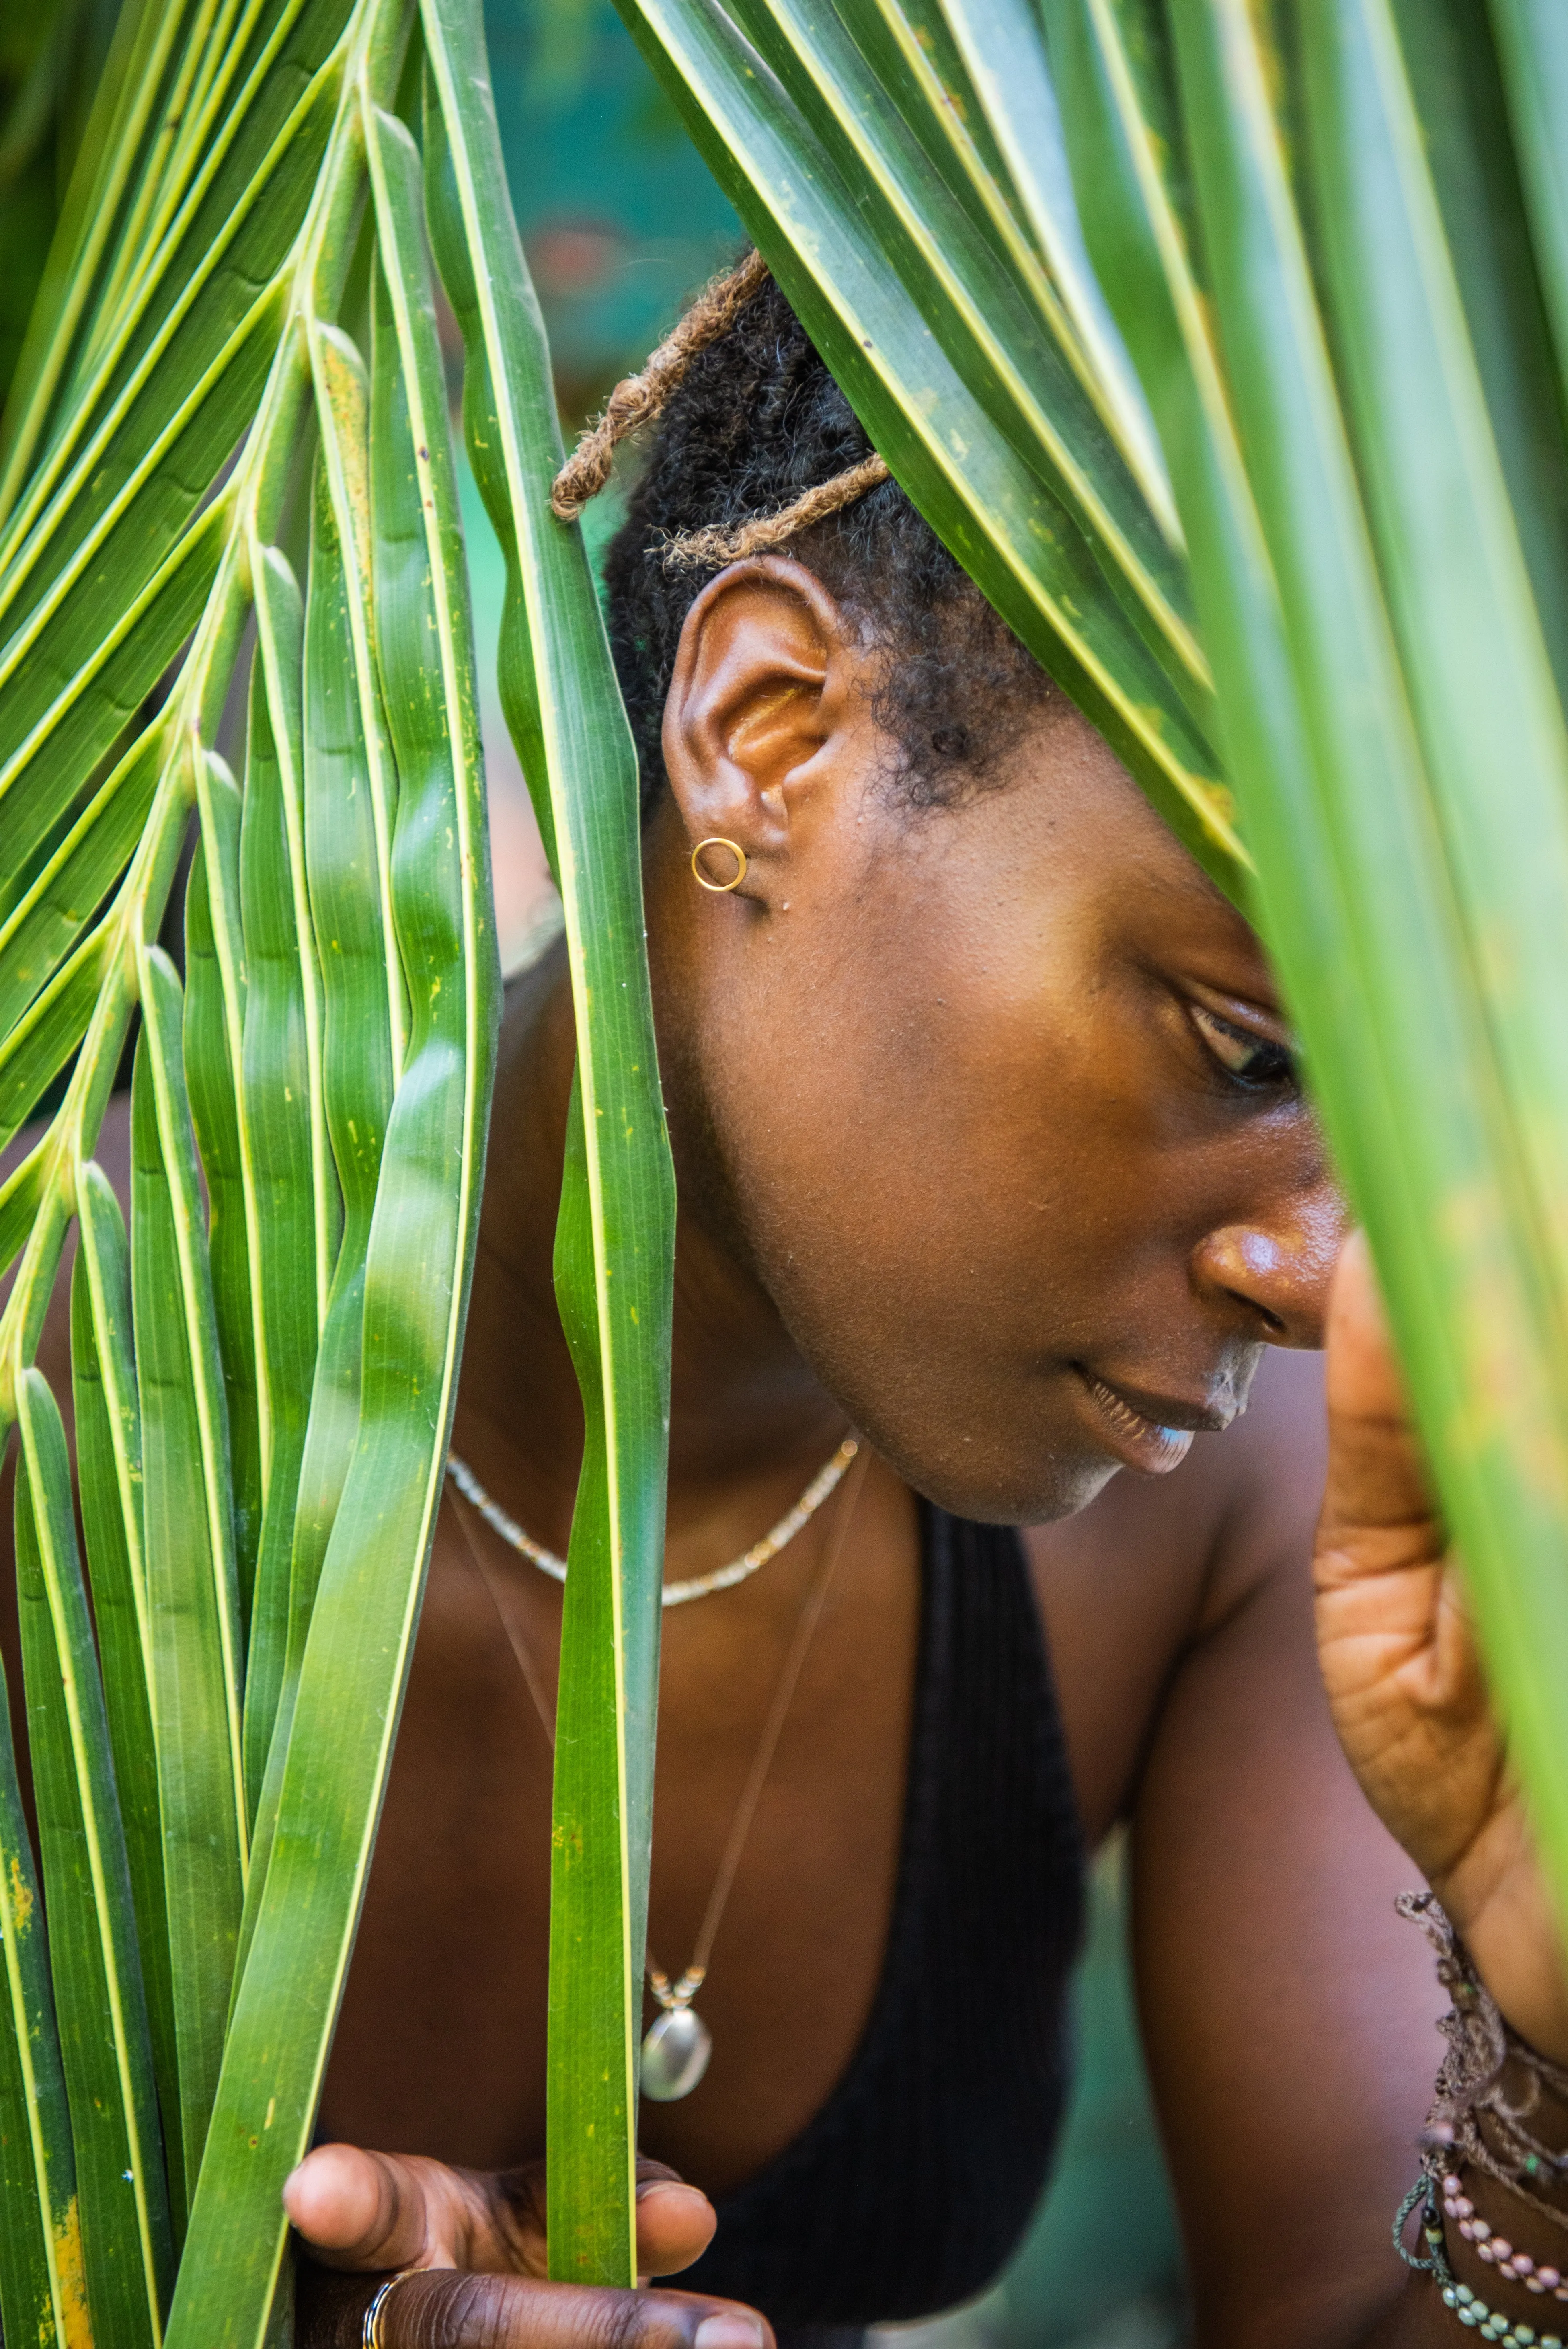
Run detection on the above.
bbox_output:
[1130,1416,1446,2347]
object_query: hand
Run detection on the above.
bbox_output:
[285,2141,771,2349]
[1314,1231,1568,2062]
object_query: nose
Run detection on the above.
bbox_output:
[1191,1179,1348,1349]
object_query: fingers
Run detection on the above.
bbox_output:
[1318,1230,1439,1549]
[1323,1230,1404,1420]
[285,2144,478,2273]
[380,2276,768,2349]
[286,2147,717,2283]
[635,2164,717,2277]
[296,2265,770,2349]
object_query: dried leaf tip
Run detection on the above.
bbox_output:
[550,249,773,521]
[660,452,892,570]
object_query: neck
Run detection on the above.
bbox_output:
[452,938,850,1567]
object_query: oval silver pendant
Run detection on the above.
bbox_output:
[641,2004,713,2102]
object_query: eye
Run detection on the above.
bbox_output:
[1189,1003,1298,1093]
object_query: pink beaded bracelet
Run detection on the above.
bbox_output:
[1444,2175,1568,2300]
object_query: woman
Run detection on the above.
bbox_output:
[285,264,1568,2347]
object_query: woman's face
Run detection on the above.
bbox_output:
[645,559,1342,1523]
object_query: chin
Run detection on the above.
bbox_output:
[871,1420,1124,1528]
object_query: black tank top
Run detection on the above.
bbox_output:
[677,1502,1086,2341]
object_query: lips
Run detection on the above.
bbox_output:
[1070,1366,1230,1475]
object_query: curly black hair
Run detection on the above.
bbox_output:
[601,269,1055,821]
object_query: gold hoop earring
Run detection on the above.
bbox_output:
[691,836,748,893]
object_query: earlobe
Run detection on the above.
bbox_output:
[660,555,866,895]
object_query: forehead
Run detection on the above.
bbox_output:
[903,697,1270,989]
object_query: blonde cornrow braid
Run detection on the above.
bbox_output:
[659,451,893,570]
[550,248,772,520]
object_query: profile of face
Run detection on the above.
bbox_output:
[643,556,1344,1525]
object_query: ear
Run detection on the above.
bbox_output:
[661,556,874,899]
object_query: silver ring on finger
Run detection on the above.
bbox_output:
[363,2269,421,2348]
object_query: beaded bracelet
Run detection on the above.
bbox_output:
[1394,1895,1568,2347]
[1443,2172,1568,2298]
[1439,2282,1562,2344]
[1397,2179,1564,2343]
[1398,1893,1568,2224]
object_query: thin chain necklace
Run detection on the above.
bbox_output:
[445,1436,859,1606]
[445,1443,871,2102]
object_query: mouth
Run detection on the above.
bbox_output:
[1070,1366,1234,1476]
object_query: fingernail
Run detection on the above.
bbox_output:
[694,2319,765,2349]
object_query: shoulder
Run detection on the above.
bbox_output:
[1021,1347,1328,1842]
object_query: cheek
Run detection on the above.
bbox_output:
[684,908,1246,1516]
[712,955,1163,1380]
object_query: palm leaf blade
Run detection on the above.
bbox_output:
[420,0,679,2278]
[0,725,163,1056]
[283,357,400,1693]
[0,929,116,1155]
[14,1367,170,2343]
[0,0,683,2322]
[0,501,229,895]
[0,11,348,610]
[1491,0,1568,400]
[614,0,1248,899]
[161,70,500,2341]
[727,0,1203,702]
[132,947,247,2205]
[1034,0,1568,1906]
[238,546,333,1811]
[72,1166,182,2242]
[185,756,264,1620]
[0,0,199,511]
[924,0,1176,539]
[234,370,404,1984]
[0,1604,82,2348]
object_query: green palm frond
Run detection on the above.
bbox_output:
[1042,0,1568,1913]
[0,0,673,2335]
[21,0,1568,2327]
[615,0,1249,904]
[625,0,1568,1938]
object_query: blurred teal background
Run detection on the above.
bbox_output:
[0,4,1190,2336]
[485,0,740,408]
